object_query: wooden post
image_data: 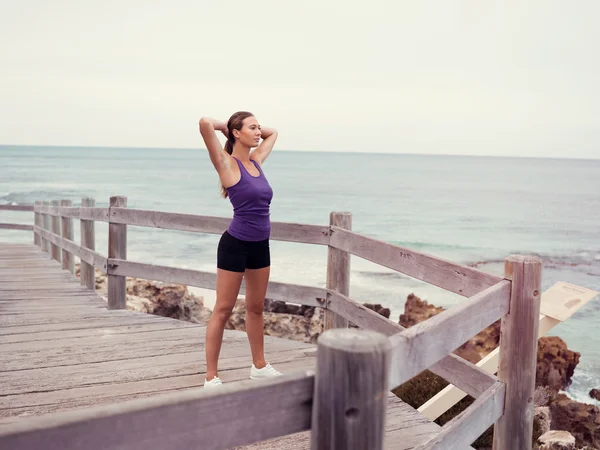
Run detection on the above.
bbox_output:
[80,197,96,290]
[60,199,74,274]
[324,212,352,330]
[492,255,542,450]
[41,200,50,254]
[33,201,41,247]
[107,196,127,309]
[50,200,61,263]
[311,328,391,450]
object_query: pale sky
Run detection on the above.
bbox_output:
[1,1,599,158]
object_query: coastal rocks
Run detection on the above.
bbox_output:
[538,337,581,392]
[226,299,324,343]
[590,389,600,402]
[74,265,211,324]
[398,293,579,391]
[549,394,600,449]
[538,430,577,450]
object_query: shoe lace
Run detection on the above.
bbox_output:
[264,364,282,376]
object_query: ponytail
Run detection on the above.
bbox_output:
[220,110,254,199]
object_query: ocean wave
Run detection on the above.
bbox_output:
[0,190,82,205]
[469,251,600,271]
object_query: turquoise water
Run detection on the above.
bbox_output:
[1,145,599,402]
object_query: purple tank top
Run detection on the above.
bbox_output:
[226,157,273,241]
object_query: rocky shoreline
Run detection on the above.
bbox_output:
[80,266,599,449]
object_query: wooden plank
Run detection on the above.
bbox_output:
[387,281,510,389]
[108,259,326,307]
[33,205,81,218]
[0,223,33,231]
[329,227,502,297]
[0,371,315,450]
[492,256,542,450]
[0,315,173,336]
[237,392,455,450]
[60,200,75,274]
[107,196,127,309]
[0,205,33,211]
[0,342,312,395]
[49,200,61,262]
[80,197,96,290]
[418,282,599,420]
[1,321,195,345]
[110,207,330,245]
[33,201,42,247]
[324,212,351,330]
[327,291,497,399]
[415,382,505,450]
[79,207,109,222]
[35,227,107,271]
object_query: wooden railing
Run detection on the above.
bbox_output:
[0,197,544,450]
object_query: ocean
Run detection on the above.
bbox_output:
[1,145,599,404]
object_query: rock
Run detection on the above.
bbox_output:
[537,336,580,392]
[264,299,316,318]
[226,299,323,344]
[363,303,391,319]
[549,394,600,449]
[590,389,600,402]
[538,430,576,449]
[399,294,444,327]
[536,406,552,437]
[73,264,211,324]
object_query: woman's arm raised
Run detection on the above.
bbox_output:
[250,127,278,165]
[199,117,230,171]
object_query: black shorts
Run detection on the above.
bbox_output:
[217,231,270,273]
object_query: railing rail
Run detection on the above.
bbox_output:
[0,197,546,449]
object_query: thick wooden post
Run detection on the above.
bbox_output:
[492,255,542,450]
[33,201,42,247]
[50,200,61,263]
[80,197,96,290]
[324,212,352,330]
[311,328,391,450]
[41,200,50,253]
[60,199,74,274]
[107,196,127,309]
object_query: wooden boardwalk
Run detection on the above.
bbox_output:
[0,242,452,449]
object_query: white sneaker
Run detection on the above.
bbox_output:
[250,363,282,380]
[204,376,223,388]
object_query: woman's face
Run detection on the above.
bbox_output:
[234,116,262,148]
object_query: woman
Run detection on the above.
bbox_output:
[198,111,281,387]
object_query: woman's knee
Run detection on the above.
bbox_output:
[212,305,234,322]
[246,299,264,316]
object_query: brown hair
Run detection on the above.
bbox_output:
[221,111,254,198]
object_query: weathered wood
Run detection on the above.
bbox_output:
[0,205,33,211]
[416,382,505,450]
[418,282,598,421]
[49,200,61,262]
[327,291,498,399]
[324,212,352,330]
[109,207,330,245]
[34,205,81,217]
[107,196,127,309]
[41,201,50,253]
[492,255,542,450]
[329,227,503,297]
[0,223,33,231]
[79,207,110,221]
[388,281,511,389]
[35,227,107,271]
[0,371,315,450]
[60,200,75,274]
[311,328,391,450]
[80,197,96,290]
[34,201,42,246]
[108,259,326,307]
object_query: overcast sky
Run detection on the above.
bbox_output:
[1,1,599,158]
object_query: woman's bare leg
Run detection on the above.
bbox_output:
[243,266,270,368]
[205,268,244,381]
